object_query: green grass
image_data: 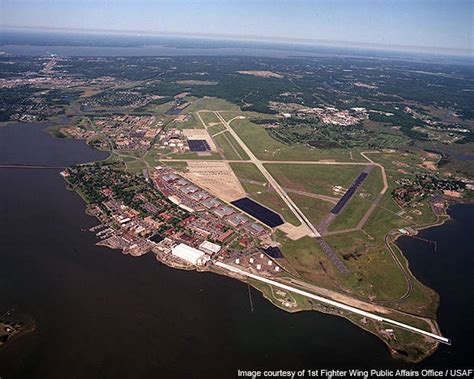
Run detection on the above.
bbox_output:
[120,155,138,163]
[124,159,147,174]
[275,199,412,302]
[325,230,408,301]
[185,97,240,112]
[147,100,175,115]
[230,118,358,161]
[363,197,410,239]
[265,163,363,197]
[288,193,333,225]
[251,191,300,226]
[368,152,425,172]
[158,161,188,172]
[248,280,313,312]
[225,133,249,160]
[277,235,341,289]
[174,113,203,129]
[207,123,226,136]
[167,152,222,160]
[213,132,245,160]
[198,111,221,126]
[229,162,267,184]
[328,167,385,231]
[143,149,161,167]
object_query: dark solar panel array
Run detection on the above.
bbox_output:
[149,233,164,243]
[331,172,369,214]
[231,197,284,227]
[263,246,283,259]
[188,140,210,152]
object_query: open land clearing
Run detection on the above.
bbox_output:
[181,161,246,202]
[176,80,218,86]
[288,193,334,225]
[225,116,358,162]
[196,111,222,127]
[264,163,366,198]
[237,70,284,78]
[213,131,250,160]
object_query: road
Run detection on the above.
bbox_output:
[161,158,371,165]
[0,164,66,170]
[214,261,451,345]
[361,151,389,195]
[213,111,321,237]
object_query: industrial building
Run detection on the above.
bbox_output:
[199,241,222,255]
[172,243,207,265]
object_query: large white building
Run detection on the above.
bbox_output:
[199,241,221,255]
[172,243,207,265]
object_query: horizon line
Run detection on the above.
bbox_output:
[1,24,473,58]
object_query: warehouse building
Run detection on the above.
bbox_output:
[171,243,207,265]
[199,241,222,255]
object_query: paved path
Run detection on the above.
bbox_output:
[161,158,371,165]
[283,188,339,204]
[215,261,450,345]
[0,164,66,170]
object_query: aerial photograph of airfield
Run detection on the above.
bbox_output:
[1,52,473,364]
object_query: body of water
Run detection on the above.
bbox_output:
[0,123,472,378]
[397,204,474,369]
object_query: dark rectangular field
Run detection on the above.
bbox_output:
[263,246,283,258]
[149,233,164,243]
[165,107,182,115]
[187,139,210,152]
[231,197,284,227]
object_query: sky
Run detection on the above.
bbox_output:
[0,0,472,54]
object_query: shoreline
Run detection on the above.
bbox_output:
[64,168,464,363]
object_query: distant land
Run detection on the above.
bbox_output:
[1,27,473,62]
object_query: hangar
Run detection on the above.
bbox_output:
[171,243,207,265]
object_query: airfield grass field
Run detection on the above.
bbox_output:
[228,118,358,161]
[276,233,342,290]
[124,159,147,174]
[213,132,241,160]
[207,123,226,136]
[198,111,221,126]
[158,161,188,171]
[213,131,250,160]
[328,167,385,231]
[264,163,364,197]
[247,279,313,313]
[288,193,333,225]
[168,152,222,160]
[324,230,408,301]
[185,97,240,112]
